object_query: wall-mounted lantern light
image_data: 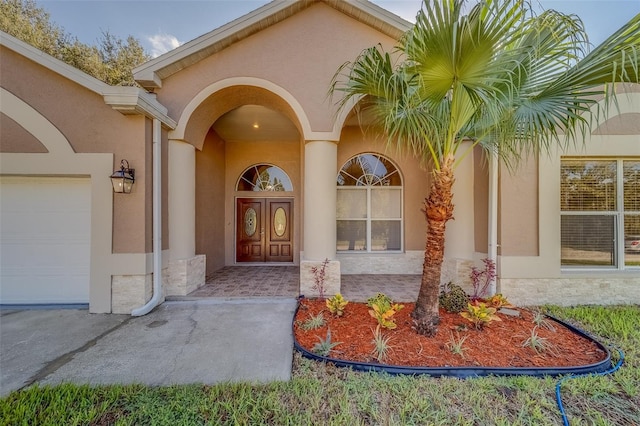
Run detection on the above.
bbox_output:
[110,159,135,194]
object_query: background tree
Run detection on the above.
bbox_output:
[0,0,149,85]
[331,0,640,335]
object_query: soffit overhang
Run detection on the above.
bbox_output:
[133,0,412,90]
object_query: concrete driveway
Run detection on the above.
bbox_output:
[0,298,297,397]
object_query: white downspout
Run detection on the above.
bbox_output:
[132,118,163,316]
[488,152,499,296]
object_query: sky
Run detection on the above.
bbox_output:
[35,0,640,58]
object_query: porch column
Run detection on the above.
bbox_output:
[301,140,340,297]
[167,139,205,296]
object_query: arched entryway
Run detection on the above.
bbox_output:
[168,77,346,295]
[178,84,304,276]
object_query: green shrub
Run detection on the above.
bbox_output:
[460,302,502,330]
[367,293,404,330]
[326,293,348,317]
[439,282,469,313]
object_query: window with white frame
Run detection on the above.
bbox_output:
[336,153,402,252]
[560,159,640,268]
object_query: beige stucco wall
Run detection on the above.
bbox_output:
[594,112,640,134]
[195,130,227,275]
[498,156,539,256]
[498,90,640,305]
[157,2,399,147]
[0,42,169,312]
[0,113,47,152]
[1,45,152,255]
[4,0,637,311]
[473,146,489,254]
[0,48,137,155]
[160,3,409,280]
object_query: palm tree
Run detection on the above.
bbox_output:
[331,0,639,336]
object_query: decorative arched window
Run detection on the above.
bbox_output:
[237,164,293,192]
[337,153,403,252]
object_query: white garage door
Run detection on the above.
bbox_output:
[0,176,91,304]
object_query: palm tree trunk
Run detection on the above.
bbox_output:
[411,154,455,336]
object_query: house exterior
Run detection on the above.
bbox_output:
[1,0,638,314]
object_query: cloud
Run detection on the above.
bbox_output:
[147,33,182,58]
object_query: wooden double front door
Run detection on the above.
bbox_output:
[236,198,293,263]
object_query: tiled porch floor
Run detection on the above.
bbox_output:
[186,266,421,302]
[342,273,420,302]
[189,266,300,298]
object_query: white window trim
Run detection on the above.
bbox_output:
[336,153,404,254]
[560,158,640,272]
[337,186,404,253]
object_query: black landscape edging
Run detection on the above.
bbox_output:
[293,304,612,378]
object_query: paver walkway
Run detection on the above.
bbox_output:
[181,266,421,302]
[342,274,421,302]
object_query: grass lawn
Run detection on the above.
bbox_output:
[1,305,638,425]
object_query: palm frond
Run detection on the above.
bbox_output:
[330,1,640,172]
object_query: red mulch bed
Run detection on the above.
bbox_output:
[294,298,607,368]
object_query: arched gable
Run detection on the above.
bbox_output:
[1,88,74,155]
[172,77,309,149]
[592,90,640,134]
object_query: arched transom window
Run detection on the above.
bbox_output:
[237,164,293,192]
[337,153,403,252]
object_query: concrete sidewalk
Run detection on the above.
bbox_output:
[0,298,297,397]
